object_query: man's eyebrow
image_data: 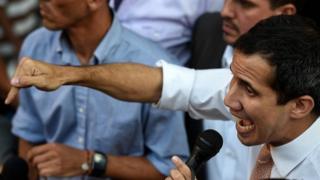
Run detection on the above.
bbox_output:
[240,79,252,88]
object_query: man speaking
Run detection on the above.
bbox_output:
[6,15,320,179]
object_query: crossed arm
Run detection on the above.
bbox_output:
[20,139,164,179]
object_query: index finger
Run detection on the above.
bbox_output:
[171,156,192,179]
[5,86,19,105]
[27,144,52,162]
[4,57,29,104]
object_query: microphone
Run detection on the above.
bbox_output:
[1,156,29,180]
[186,129,223,174]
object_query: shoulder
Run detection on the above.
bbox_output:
[118,27,178,65]
[309,145,320,170]
[23,27,57,44]
[20,27,60,58]
[194,12,222,36]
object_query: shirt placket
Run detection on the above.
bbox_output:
[75,86,89,149]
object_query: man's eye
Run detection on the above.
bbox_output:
[238,80,257,96]
[246,87,254,94]
[246,86,255,96]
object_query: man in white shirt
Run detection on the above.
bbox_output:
[109,0,223,65]
[189,0,298,178]
[165,15,320,179]
[6,15,320,179]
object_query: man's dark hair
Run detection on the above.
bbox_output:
[234,15,320,115]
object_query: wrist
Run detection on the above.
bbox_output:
[59,66,76,85]
[68,66,91,85]
[89,151,108,177]
[81,150,92,175]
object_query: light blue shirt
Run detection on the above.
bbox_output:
[12,18,189,180]
[110,0,223,65]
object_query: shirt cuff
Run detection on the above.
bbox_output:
[154,60,196,111]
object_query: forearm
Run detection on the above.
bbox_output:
[62,63,163,103]
[106,155,165,179]
[7,59,163,105]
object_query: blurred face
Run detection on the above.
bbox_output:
[224,51,293,146]
[221,0,283,44]
[39,0,90,30]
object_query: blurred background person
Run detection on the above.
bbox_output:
[12,0,189,180]
[0,0,39,165]
[109,0,224,65]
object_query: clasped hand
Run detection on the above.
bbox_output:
[28,143,87,177]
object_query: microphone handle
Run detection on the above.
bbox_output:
[186,155,199,180]
[186,154,201,173]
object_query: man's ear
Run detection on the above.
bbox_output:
[289,95,315,119]
[274,4,297,16]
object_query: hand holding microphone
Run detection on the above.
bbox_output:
[166,129,223,180]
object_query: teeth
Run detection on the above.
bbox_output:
[242,124,254,131]
[237,119,255,133]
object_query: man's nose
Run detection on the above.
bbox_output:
[221,0,235,19]
[224,82,242,111]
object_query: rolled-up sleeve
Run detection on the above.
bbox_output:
[156,60,196,111]
[189,68,233,120]
[155,60,233,120]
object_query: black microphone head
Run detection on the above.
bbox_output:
[195,129,223,161]
[2,156,29,180]
[186,129,223,173]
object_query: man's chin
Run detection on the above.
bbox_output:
[237,134,260,146]
[42,21,62,31]
[223,34,238,45]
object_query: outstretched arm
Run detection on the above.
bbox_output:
[5,57,163,104]
[6,57,233,121]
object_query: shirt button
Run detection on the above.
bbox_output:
[226,148,235,158]
[78,108,84,113]
[78,137,84,144]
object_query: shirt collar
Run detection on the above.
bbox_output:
[271,116,320,177]
[54,31,64,54]
[94,15,123,64]
[53,12,123,65]
[222,45,233,68]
